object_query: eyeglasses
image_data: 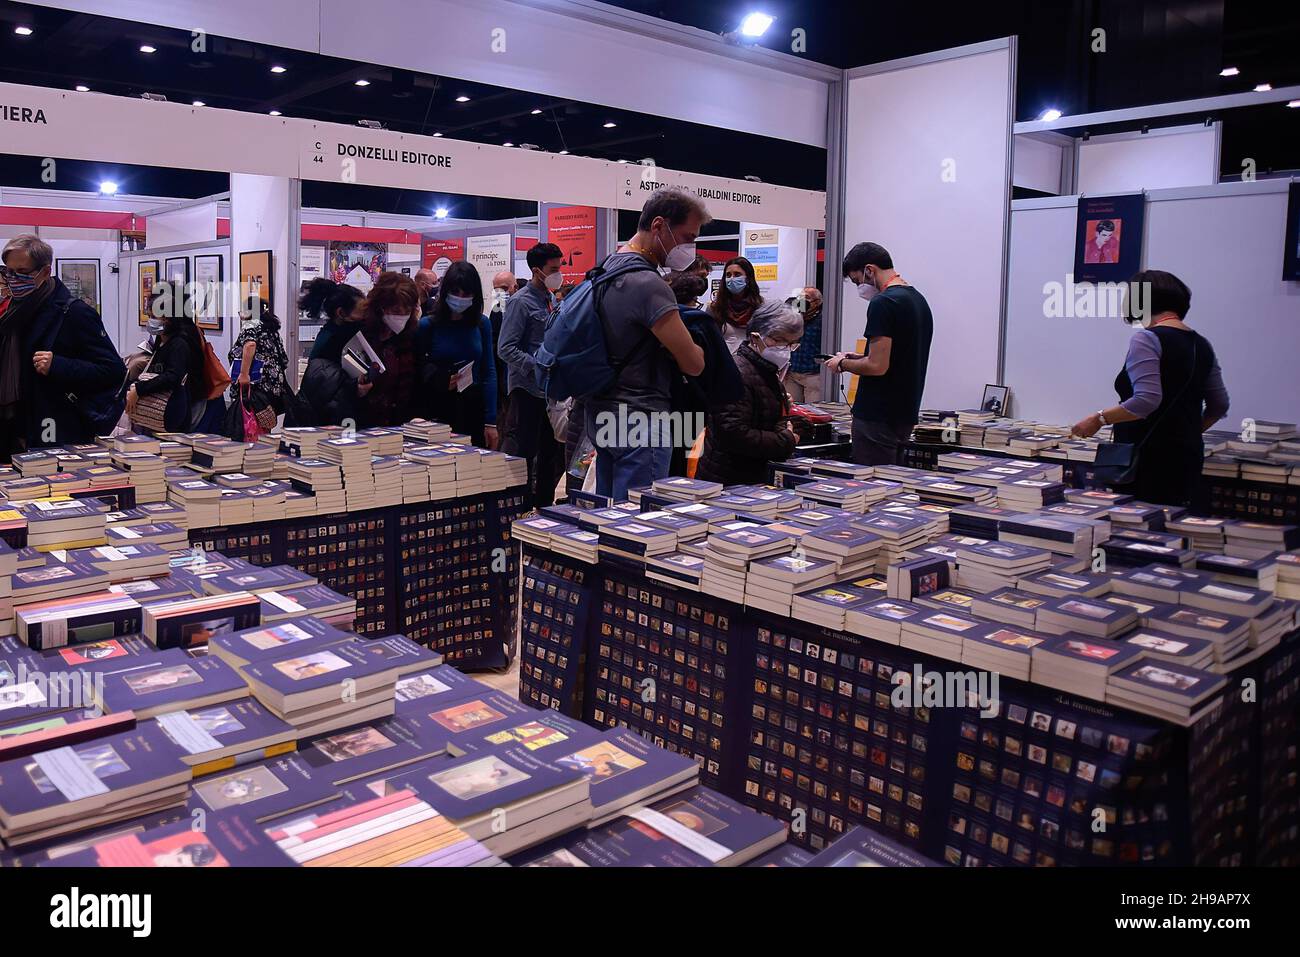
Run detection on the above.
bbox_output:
[0,264,42,280]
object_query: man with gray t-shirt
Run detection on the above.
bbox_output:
[584,189,708,500]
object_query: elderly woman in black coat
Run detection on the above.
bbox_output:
[695,299,803,487]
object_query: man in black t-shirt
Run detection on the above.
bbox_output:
[826,242,933,466]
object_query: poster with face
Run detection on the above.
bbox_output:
[1073,194,1145,284]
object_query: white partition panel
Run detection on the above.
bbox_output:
[1077,125,1219,194]
[1003,181,1300,424]
[840,40,1014,411]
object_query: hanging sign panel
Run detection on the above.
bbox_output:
[546,205,599,283]
[614,166,826,230]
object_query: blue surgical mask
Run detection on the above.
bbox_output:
[446,294,474,314]
[726,276,748,295]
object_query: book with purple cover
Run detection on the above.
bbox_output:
[36,809,297,867]
[95,654,248,720]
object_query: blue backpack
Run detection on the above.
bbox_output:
[533,254,659,401]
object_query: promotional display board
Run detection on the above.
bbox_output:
[545,205,599,283]
[422,237,466,277]
[1073,193,1145,284]
[465,233,513,302]
[328,241,386,294]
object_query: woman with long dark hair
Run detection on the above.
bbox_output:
[228,298,290,413]
[125,305,205,432]
[297,278,369,427]
[358,271,423,428]
[708,255,763,355]
[415,260,498,447]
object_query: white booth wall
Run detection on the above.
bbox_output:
[1003,179,1300,425]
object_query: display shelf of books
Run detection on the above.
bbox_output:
[1207,477,1300,525]
[284,513,391,637]
[187,524,278,567]
[518,548,596,716]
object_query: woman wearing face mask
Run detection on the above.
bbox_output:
[125,303,206,432]
[709,256,764,355]
[695,300,803,487]
[1070,270,1229,507]
[358,271,423,428]
[227,299,290,414]
[298,278,369,427]
[415,261,498,448]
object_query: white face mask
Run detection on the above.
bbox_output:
[757,338,792,375]
[383,312,409,334]
[657,222,697,272]
[856,269,877,302]
[543,271,564,292]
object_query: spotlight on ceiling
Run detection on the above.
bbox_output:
[269,110,282,116]
[75,85,90,92]
[1255,83,1272,92]
[139,44,157,54]
[435,207,449,219]
[603,121,617,129]
[739,12,774,37]
[558,150,569,155]
[192,100,206,107]
[354,79,370,87]
[1288,100,1300,109]
[1219,66,1239,77]
[530,108,543,115]
[503,142,514,148]
[1039,108,1063,122]
[432,132,444,137]
[14,25,34,36]
[455,95,471,103]
[99,181,118,195]
[270,65,286,74]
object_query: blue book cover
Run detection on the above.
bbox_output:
[96,654,248,720]
[447,707,604,760]
[239,639,416,710]
[421,689,538,747]
[806,825,942,866]
[567,490,613,511]
[151,696,297,767]
[392,665,494,714]
[745,842,815,867]
[187,752,338,820]
[552,727,698,819]
[294,711,453,784]
[208,616,350,667]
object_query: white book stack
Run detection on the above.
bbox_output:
[403,419,453,444]
[358,428,406,456]
[241,440,278,476]
[247,481,288,522]
[743,554,839,617]
[371,456,404,507]
[284,488,318,519]
[111,450,167,502]
[398,459,431,503]
[440,444,483,495]
[405,447,458,499]
[1275,553,1300,600]
[166,478,222,529]
[502,453,529,488]
[217,488,255,526]
[476,450,510,492]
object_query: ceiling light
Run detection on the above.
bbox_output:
[139,44,156,54]
[435,208,449,219]
[192,100,206,107]
[1288,100,1300,109]
[503,142,514,147]
[558,150,569,155]
[354,79,370,87]
[739,12,774,37]
[14,26,33,36]
[617,159,628,164]
[531,108,543,115]
[270,65,286,74]
[269,110,282,116]
[1039,108,1063,122]
[433,132,443,137]
[603,121,617,128]
[1254,83,1272,92]
[1219,67,1239,77]
[75,85,90,92]
[455,95,470,103]
[99,181,118,195]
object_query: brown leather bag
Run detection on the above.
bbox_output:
[198,327,232,400]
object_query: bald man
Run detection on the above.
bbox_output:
[786,286,824,404]
[487,271,517,435]
[415,268,440,318]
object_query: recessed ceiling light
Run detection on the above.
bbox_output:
[435,208,449,219]
[739,12,775,37]
[433,132,443,137]
[1255,83,1272,92]
[192,100,206,107]
[270,65,286,74]
[269,110,282,116]
[559,150,569,155]
[139,45,157,54]
[503,142,514,147]
[455,95,470,103]
[14,26,34,36]
[1219,67,1239,77]
[1039,108,1063,122]
[617,159,628,164]
[603,121,617,128]
[531,108,543,115]
[75,85,90,92]
[1288,100,1300,109]
[99,181,118,195]
[354,79,370,87]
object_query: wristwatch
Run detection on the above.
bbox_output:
[1096,410,1108,426]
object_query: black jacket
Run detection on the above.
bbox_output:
[696,343,796,487]
[22,278,126,445]
[299,357,358,427]
[673,307,743,412]
[136,334,203,401]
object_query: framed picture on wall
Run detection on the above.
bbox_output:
[195,254,224,331]
[239,249,273,319]
[1073,193,1145,285]
[137,260,159,326]
[164,256,189,286]
[1284,182,1300,282]
[981,384,1011,417]
[56,259,100,313]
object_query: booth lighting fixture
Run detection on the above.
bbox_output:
[270,65,287,74]
[617,159,628,164]
[14,25,33,36]
[99,181,118,195]
[455,95,471,103]
[192,100,205,107]
[558,150,569,155]
[1288,100,1300,109]
[141,93,167,102]
[603,121,617,128]
[1039,108,1063,122]
[432,132,444,137]
[357,119,384,129]
[530,108,543,115]
[1254,83,1272,92]
[355,79,370,86]
[435,208,449,219]
[269,110,282,116]
[503,142,514,147]
[739,12,774,37]
[75,85,90,92]
[1219,67,1239,77]
[139,45,156,54]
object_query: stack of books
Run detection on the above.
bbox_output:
[844,597,926,644]
[997,513,1103,560]
[201,563,316,597]
[167,478,222,528]
[404,419,453,444]
[960,624,1048,681]
[1194,552,1277,591]
[744,553,839,616]
[287,459,345,513]
[56,543,170,582]
[512,516,567,550]
[190,437,246,473]
[1030,634,1145,699]
[474,450,510,492]
[953,541,1052,592]
[797,524,883,577]
[110,450,167,501]
[598,518,678,563]
[241,440,279,476]
[113,434,161,456]
[644,552,706,589]
[887,555,952,601]
[900,608,992,661]
[245,482,288,523]
[915,479,996,508]
[971,587,1049,628]
[652,476,724,502]
[1035,595,1138,638]
[851,513,932,569]
[11,450,58,476]
[636,510,710,544]
[371,455,404,506]
[1101,536,1195,570]
[141,591,261,649]
[283,488,317,519]
[1224,521,1299,560]
[318,438,375,511]
[21,499,108,551]
[256,585,357,628]
[13,589,143,650]
[357,428,404,457]
[405,447,458,499]
[1121,629,1218,669]
[94,653,250,720]
[1146,606,1251,664]
[0,476,49,500]
[1178,579,1274,619]
[1105,660,1228,724]
[10,562,108,607]
[1274,553,1300,599]
[278,427,326,459]
[217,488,255,526]
[207,615,351,668]
[549,526,601,565]
[1168,515,1228,553]
[791,581,878,631]
[794,480,869,512]
[995,477,1066,509]
[213,471,261,491]
[1109,566,1204,603]
[398,458,431,502]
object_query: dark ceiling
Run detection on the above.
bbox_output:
[0,0,1296,216]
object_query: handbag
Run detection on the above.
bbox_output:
[198,327,232,400]
[130,370,191,434]
[1088,339,1199,487]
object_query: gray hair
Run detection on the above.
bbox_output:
[2,233,53,271]
[748,299,804,341]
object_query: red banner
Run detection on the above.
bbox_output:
[422,237,465,276]
[545,206,598,284]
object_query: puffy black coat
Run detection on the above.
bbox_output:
[299,357,359,428]
[695,343,796,487]
[22,278,126,445]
